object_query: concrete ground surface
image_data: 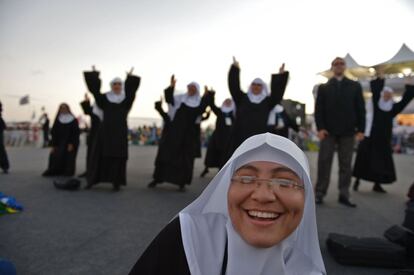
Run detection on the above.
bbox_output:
[0,146,413,275]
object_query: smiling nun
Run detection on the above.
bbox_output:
[130,133,326,275]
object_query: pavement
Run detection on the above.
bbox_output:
[0,146,413,275]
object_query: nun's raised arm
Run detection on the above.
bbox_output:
[370,77,385,104]
[164,75,176,106]
[269,66,289,108]
[391,83,414,116]
[228,64,244,105]
[124,72,141,110]
[154,100,170,123]
[83,70,106,109]
[80,98,93,116]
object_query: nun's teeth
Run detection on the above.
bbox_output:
[248,210,279,219]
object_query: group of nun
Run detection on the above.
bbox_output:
[148,58,297,191]
[42,67,140,191]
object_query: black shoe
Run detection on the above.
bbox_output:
[78,171,87,178]
[200,168,209,178]
[373,183,386,193]
[147,180,159,188]
[2,169,8,174]
[338,196,357,208]
[315,196,324,205]
[353,179,360,192]
[113,185,120,192]
[178,185,186,192]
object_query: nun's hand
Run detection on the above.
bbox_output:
[84,93,90,102]
[232,56,240,68]
[126,67,134,76]
[92,65,97,72]
[170,74,177,88]
[67,144,74,152]
[279,63,286,74]
[50,147,57,154]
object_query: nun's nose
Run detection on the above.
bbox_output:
[251,181,277,202]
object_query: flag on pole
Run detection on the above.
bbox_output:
[19,95,30,105]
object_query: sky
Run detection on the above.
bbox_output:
[1,0,414,125]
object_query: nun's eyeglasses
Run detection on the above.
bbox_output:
[231,176,304,191]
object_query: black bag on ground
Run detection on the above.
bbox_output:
[384,225,414,258]
[327,233,407,268]
[404,202,414,232]
[53,178,81,191]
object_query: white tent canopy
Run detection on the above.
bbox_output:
[374,44,414,75]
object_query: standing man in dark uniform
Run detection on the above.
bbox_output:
[314,57,365,207]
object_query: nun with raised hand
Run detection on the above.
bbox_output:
[42,103,80,177]
[201,93,236,177]
[267,104,299,138]
[150,97,172,186]
[226,57,289,160]
[147,75,213,191]
[353,74,414,193]
[78,93,103,178]
[83,66,141,191]
[130,133,326,275]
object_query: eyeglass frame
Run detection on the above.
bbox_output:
[231,175,305,191]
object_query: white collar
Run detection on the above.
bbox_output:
[58,113,75,124]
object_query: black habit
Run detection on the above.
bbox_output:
[83,71,140,188]
[353,79,414,184]
[267,109,299,138]
[226,65,289,158]
[42,117,80,177]
[194,111,210,159]
[152,86,210,187]
[0,114,9,172]
[129,217,228,275]
[204,100,234,169]
[152,100,171,182]
[80,99,101,176]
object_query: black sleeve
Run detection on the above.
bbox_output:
[202,111,211,121]
[210,101,221,117]
[69,120,80,147]
[314,85,325,131]
[50,122,59,147]
[284,112,299,132]
[196,92,213,116]
[124,74,141,110]
[154,101,171,123]
[370,78,385,107]
[83,71,106,109]
[391,84,414,117]
[164,86,175,106]
[228,65,244,105]
[129,218,190,275]
[80,100,93,116]
[355,82,366,133]
[269,72,289,109]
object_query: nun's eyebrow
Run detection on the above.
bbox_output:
[271,167,300,178]
[235,164,259,173]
